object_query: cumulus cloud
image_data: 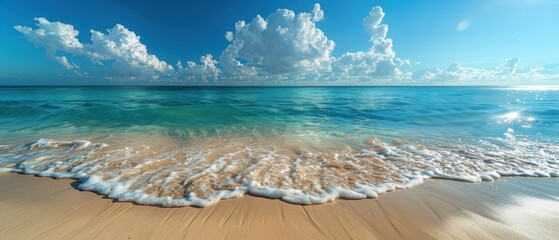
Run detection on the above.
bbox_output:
[312,3,324,22]
[533,63,559,75]
[15,17,83,55]
[54,56,79,70]
[15,18,173,76]
[496,57,520,74]
[363,6,388,42]
[86,24,174,75]
[177,54,220,82]
[412,61,498,83]
[410,57,559,84]
[14,5,559,85]
[219,3,335,76]
[332,6,406,78]
[14,18,84,70]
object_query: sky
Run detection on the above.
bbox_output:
[0,0,558,85]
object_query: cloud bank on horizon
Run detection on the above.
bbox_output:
[14,3,559,85]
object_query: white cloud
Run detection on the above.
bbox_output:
[533,63,559,75]
[15,18,173,76]
[177,54,220,82]
[411,57,559,84]
[15,17,83,55]
[14,5,559,85]
[332,6,406,78]
[312,3,324,22]
[54,55,79,70]
[219,3,335,76]
[496,57,520,74]
[412,61,498,83]
[363,6,388,42]
[224,31,234,42]
[85,24,174,75]
[15,18,83,70]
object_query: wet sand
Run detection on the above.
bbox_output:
[1,173,558,240]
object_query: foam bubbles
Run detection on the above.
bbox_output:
[0,135,557,207]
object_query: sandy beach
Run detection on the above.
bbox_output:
[3,0,559,238]
[1,173,558,239]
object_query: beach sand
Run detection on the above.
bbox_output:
[1,173,558,240]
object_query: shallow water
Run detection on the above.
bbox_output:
[0,86,557,206]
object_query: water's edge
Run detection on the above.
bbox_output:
[1,138,557,207]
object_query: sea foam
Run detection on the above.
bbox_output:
[0,135,557,207]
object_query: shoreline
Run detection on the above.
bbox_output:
[1,173,558,239]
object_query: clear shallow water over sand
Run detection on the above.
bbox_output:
[0,86,558,206]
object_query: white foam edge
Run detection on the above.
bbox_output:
[1,166,558,207]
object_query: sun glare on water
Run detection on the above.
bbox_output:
[508,85,559,91]
[500,111,521,123]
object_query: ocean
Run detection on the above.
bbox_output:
[0,86,557,206]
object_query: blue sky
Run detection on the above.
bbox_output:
[1,0,558,85]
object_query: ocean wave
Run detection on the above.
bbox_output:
[0,136,557,207]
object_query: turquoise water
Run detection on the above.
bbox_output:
[0,86,558,206]
[2,86,557,143]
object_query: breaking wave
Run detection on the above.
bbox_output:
[1,133,557,207]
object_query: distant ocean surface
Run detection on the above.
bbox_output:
[0,86,558,206]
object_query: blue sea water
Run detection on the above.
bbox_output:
[0,86,558,206]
